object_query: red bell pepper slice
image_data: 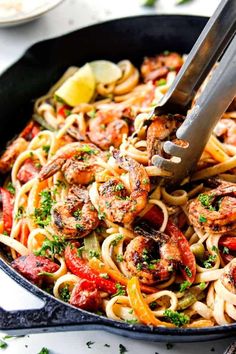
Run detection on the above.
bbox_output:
[0,188,13,234]
[219,236,236,251]
[142,205,196,283]
[65,245,117,294]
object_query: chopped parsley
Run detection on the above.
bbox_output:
[77,245,84,258]
[179,281,191,293]
[76,223,85,231]
[99,273,109,279]
[184,266,192,278]
[6,181,15,195]
[98,207,106,220]
[112,283,126,297]
[116,254,124,262]
[86,341,95,349]
[149,301,157,310]
[78,145,97,155]
[137,263,143,271]
[37,348,49,354]
[34,235,66,259]
[211,245,218,253]
[142,178,149,185]
[164,309,189,327]
[111,234,123,246]
[198,194,214,208]
[59,284,70,302]
[199,214,207,223]
[157,78,166,86]
[203,254,217,269]
[119,344,128,354]
[34,190,54,227]
[223,246,229,254]
[0,340,7,349]
[115,183,125,191]
[199,282,206,290]
[15,206,25,220]
[42,145,50,153]
[125,319,138,324]
[88,250,100,258]
[87,109,96,119]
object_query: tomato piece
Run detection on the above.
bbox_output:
[65,245,117,294]
[219,236,236,251]
[0,188,13,234]
[142,205,196,283]
[69,278,102,311]
[17,159,40,183]
[12,254,59,286]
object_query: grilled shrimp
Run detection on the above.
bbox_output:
[214,118,236,146]
[141,52,183,82]
[0,137,28,173]
[88,110,129,150]
[221,259,236,294]
[97,150,150,224]
[39,142,102,185]
[124,232,181,285]
[189,181,236,234]
[51,185,99,238]
[147,114,184,163]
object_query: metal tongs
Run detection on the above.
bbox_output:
[152,0,236,186]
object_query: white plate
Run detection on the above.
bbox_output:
[0,0,64,27]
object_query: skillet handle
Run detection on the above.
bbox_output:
[0,261,103,335]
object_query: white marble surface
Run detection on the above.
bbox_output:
[0,0,234,353]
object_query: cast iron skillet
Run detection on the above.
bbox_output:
[0,14,236,342]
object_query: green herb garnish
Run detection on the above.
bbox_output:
[37,348,49,354]
[59,284,70,302]
[34,235,66,259]
[116,254,124,262]
[112,283,126,297]
[42,145,50,153]
[0,340,7,349]
[164,309,189,327]
[6,181,15,195]
[34,190,54,227]
[86,341,95,349]
[179,281,191,293]
[184,266,192,278]
[223,246,229,254]
[119,344,128,354]
[199,282,206,290]
[15,206,25,220]
[199,215,207,223]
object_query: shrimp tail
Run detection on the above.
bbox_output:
[38,157,65,181]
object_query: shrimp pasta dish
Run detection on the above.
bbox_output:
[1,52,236,329]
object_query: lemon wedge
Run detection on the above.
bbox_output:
[55,63,95,107]
[89,60,122,84]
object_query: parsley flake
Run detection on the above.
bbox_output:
[164,309,189,327]
[86,341,95,349]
